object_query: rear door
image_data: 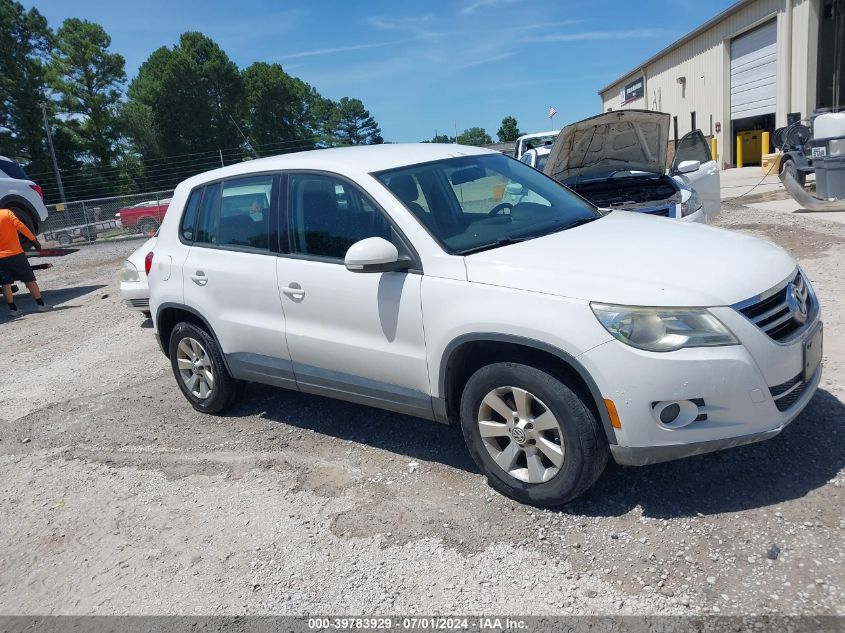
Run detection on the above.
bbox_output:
[181,173,294,387]
[670,130,721,221]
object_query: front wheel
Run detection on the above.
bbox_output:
[169,321,241,414]
[460,362,609,506]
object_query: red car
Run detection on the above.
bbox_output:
[116,199,171,234]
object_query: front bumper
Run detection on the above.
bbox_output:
[578,311,822,466]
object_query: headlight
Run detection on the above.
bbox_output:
[591,303,738,352]
[119,260,140,283]
[680,189,702,217]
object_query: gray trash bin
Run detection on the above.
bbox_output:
[814,137,845,200]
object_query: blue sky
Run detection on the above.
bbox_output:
[24,0,735,143]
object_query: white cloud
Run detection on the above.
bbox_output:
[279,41,395,60]
[366,14,435,31]
[460,0,519,16]
[529,29,661,42]
[454,51,516,69]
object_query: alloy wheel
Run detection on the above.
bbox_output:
[176,337,214,399]
[477,386,565,484]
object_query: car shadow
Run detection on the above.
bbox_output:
[233,383,844,518]
[565,388,845,518]
[233,383,476,473]
[40,284,107,306]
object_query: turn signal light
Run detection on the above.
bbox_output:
[29,184,43,198]
[604,399,622,429]
[144,251,154,276]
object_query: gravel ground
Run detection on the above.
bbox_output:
[0,204,843,616]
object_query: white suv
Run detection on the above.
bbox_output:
[0,155,49,244]
[148,144,822,506]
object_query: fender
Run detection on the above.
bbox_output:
[0,194,41,233]
[154,302,234,376]
[438,332,617,444]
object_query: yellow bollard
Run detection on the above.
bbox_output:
[736,135,743,168]
[710,137,718,162]
[761,130,770,154]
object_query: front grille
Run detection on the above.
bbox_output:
[646,208,671,217]
[769,373,811,412]
[736,271,814,342]
[126,298,149,308]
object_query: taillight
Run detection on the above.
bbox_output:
[29,184,43,199]
[144,251,154,276]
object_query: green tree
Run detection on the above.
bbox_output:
[0,1,54,177]
[126,32,245,186]
[324,97,383,146]
[457,127,492,146]
[425,133,454,143]
[497,116,520,142]
[242,62,321,152]
[48,18,126,168]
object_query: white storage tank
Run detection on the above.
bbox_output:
[814,112,845,140]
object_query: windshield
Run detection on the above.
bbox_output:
[374,154,600,255]
[536,154,549,171]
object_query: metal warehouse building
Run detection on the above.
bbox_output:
[597,0,844,168]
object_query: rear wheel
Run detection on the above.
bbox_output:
[169,321,241,414]
[460,362,609,506]
[8,204,38,250]
[57,233,72,246]
[139,218,159,236]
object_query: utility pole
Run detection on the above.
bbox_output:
[454,121,458,143]
[40,103,66,205]
[219,149,225,167]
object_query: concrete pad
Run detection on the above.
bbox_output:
[743,198,845,225]
[719,166,816,201]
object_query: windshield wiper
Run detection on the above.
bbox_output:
[558,216,602,230]
[458,236,533,255]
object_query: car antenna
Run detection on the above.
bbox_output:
[229,114,260,159]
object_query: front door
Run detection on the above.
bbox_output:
[276,172,431,418]
[182,174,294,387]
[670,130,721,222]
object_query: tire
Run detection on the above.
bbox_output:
[459,362,609,506]
[57,233,72,246]
[780,158,806,187]
[168,321,241,414]
[139,218,159,236]
[8,204,39,250]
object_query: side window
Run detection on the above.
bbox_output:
[287,173,393,260]
[195,183,220,245]
[672,130,712,172]
[179,188,204,242]
[218,175,273,250]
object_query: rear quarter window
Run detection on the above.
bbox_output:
[179,188,204,242]
[0,158,29,180]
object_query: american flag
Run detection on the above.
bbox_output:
[547,106,557,119]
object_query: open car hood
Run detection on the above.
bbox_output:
[544,110,670,182]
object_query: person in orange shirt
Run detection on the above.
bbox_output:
[0,208,49,316]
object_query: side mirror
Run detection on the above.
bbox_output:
[345,237,411,273]
[677,160,701,174]
[505,182,525,196]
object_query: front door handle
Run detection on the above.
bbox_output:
[281,283,305,299]
[190,271,208,286]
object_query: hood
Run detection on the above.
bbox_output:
[464,211,796,307]
[544,110,670,183]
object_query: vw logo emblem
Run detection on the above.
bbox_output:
[510,427,527,445]
[785,282,808,324]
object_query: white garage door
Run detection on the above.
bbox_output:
[730,20,777,120]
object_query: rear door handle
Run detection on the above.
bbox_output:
[190,271,208,286]
[281,283,305,299]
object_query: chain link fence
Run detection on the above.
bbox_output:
[43,190,174,246]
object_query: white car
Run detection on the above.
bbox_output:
[544,110,720,223]
[513,130,559,159]
[119,236,157,316]
[519,146,552,171]
[147,144,821,506]
[0,155,50,243]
